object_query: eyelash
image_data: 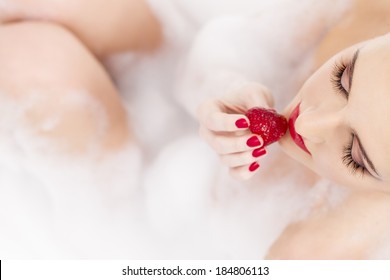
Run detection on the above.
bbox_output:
[331,59,367,177]
[342,136,366,177]
[331,60,349,97]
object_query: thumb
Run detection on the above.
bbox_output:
[230,82,275,110]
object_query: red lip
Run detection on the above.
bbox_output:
[288,104,311,155]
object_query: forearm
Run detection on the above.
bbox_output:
[0,0,163,57]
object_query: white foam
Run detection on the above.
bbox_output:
[0,91,145,258]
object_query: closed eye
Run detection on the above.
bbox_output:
[330,49,380,179]
[331,50,359,98]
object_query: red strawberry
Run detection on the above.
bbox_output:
[245,107,288,146]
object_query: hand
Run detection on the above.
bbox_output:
[197,82,274,180]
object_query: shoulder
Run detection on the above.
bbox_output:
[266,191,390,259]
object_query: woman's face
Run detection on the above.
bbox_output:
[280,34,390,193]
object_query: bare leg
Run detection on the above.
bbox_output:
[1,0,163,56]
[0,21,131,156]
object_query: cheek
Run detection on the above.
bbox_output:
[312,149,361,189]
[313,152,342,178]
[280,136,353,188]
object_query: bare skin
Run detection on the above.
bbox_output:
[0,22,130,154]
[0,0,163,57]
[0,0,163,155]
[314,0,390,67]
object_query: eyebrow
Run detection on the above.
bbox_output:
[349,49,381,179]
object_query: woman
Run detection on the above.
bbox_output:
[197,0,390,259]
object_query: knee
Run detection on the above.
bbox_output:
[0,21,130,155]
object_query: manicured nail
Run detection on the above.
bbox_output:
[235,118,249,129]
[247,136,261,147]
[252,148,267,158]
[249,162,260,172]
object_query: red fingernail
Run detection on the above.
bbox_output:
[249,162,260,172]
[252,148,267,158]
[235,118,249,129]
[247,136,261,147]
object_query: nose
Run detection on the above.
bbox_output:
[295,106,343,144]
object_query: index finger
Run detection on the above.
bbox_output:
[197,100,249,132]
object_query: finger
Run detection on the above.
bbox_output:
[208,112,249,132]
[201,110,250,133]
[199,126,263,154]
[197,100,249,132]
[220,148,267,168]
[229,161,261,180]
[229,83,275,109]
